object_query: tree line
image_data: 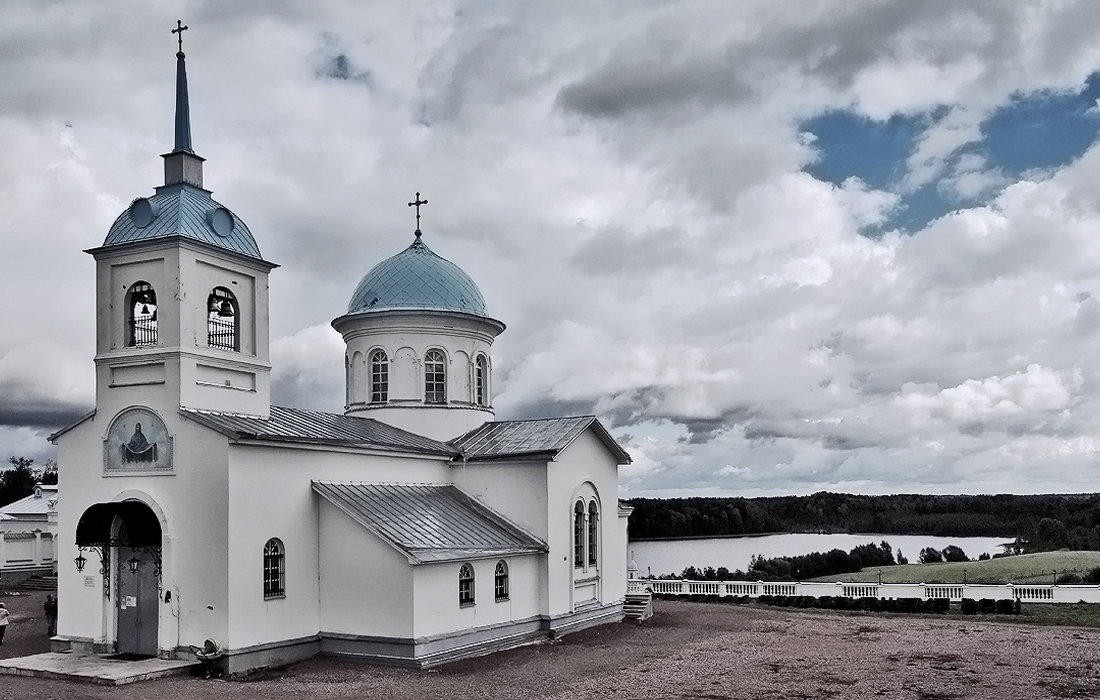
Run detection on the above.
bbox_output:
[627,492,1100,552]
[0,457,58,507]
[673,539,980,581]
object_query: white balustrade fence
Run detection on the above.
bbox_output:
[634,578,1100,603]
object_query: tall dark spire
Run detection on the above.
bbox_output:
[174,57,192,150]
[162,20,204,188]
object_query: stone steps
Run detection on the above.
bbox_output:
[17,576,58,591]
[623,592,653,621]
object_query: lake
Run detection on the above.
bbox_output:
[629,533,1011,578]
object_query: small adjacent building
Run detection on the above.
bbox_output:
[0,483,58,576]
[49,36,631,673]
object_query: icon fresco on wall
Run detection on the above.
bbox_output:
[105,407,172,473]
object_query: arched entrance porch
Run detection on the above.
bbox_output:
[75,500,162,657]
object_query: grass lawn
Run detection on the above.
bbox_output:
[811,550,1100,584]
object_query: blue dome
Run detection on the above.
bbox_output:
[347,237,487,315]
[103,184,263,260]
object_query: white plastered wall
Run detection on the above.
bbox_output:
[56,406,232,654]
[544,430,626,617]
[411,555,541,638]
[318,500,413,638]
[225,445,452,649]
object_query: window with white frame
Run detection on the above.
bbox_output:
[459,562,475,606]
[425,349,446,404]
[370,349,388,402]
[475,355,487,406]
[573,501,585,568]
[588,501,599,567]
[263,538,285,598]
[494,560,509,601]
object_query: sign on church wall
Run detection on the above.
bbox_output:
[104,407,173,474]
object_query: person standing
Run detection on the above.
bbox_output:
[0,602,9,645]
[44,595,57,637]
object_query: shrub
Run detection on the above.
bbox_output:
[1085,567,1100,584]
[920,547,944,564]
[856,597,880,612]
[960,598,978,615]
[896,598,921,613]
[931,598,950,614]
[995,599,1015,615]
[977,598,997,614]
[942,545,969,562]
[1057,573,1082,585]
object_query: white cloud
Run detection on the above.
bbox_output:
[4,1,1100,498]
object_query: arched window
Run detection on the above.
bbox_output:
[475,355,487,406]
[459,563,475,607]
[207,287,238,351]
[494,560,509,602]
[263,538,285,598]
[425,349,446,404]
[573,501,585,569]
[588,501,599,567]
[370,350,389,403]
[126,281,158,347]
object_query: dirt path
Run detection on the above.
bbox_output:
[1,600,1098,699]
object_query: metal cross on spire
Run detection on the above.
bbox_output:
[172,19,189,55]
[408,192,428,237]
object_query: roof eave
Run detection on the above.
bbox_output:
[48,409,97,444]
[85,235,278,271]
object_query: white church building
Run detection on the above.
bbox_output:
[50,34,632,674]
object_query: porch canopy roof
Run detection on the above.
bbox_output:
[76,501,161,547]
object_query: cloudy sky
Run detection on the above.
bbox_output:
[4,1,1100,498]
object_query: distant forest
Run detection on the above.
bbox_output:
[627,492,1100,552]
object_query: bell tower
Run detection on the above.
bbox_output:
[86,26,277,419]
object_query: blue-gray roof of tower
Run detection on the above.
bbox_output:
[101,184,263,259]
[347,237,487,316]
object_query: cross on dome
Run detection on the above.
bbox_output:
[408,192,428,237]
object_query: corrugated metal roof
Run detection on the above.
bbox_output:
[101,183,264,260]
[312,481,546,564]
[347,237,488,316]
[452,416,632,464]
[180,405,456,456]
[0,485,58,517]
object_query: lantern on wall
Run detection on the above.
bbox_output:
[128,556,140,574]
[74,551,87,572]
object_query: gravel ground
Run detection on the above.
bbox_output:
[1,599,1098,699]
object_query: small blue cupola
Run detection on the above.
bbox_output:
[100,39,264,261]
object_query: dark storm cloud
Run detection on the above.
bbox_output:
[557,53,753,120]
[507,396,598,422]
[0,400,88,432]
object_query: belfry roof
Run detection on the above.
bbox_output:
[95,43,267,263]
[312,481,547,564]
[101,185,263,260]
